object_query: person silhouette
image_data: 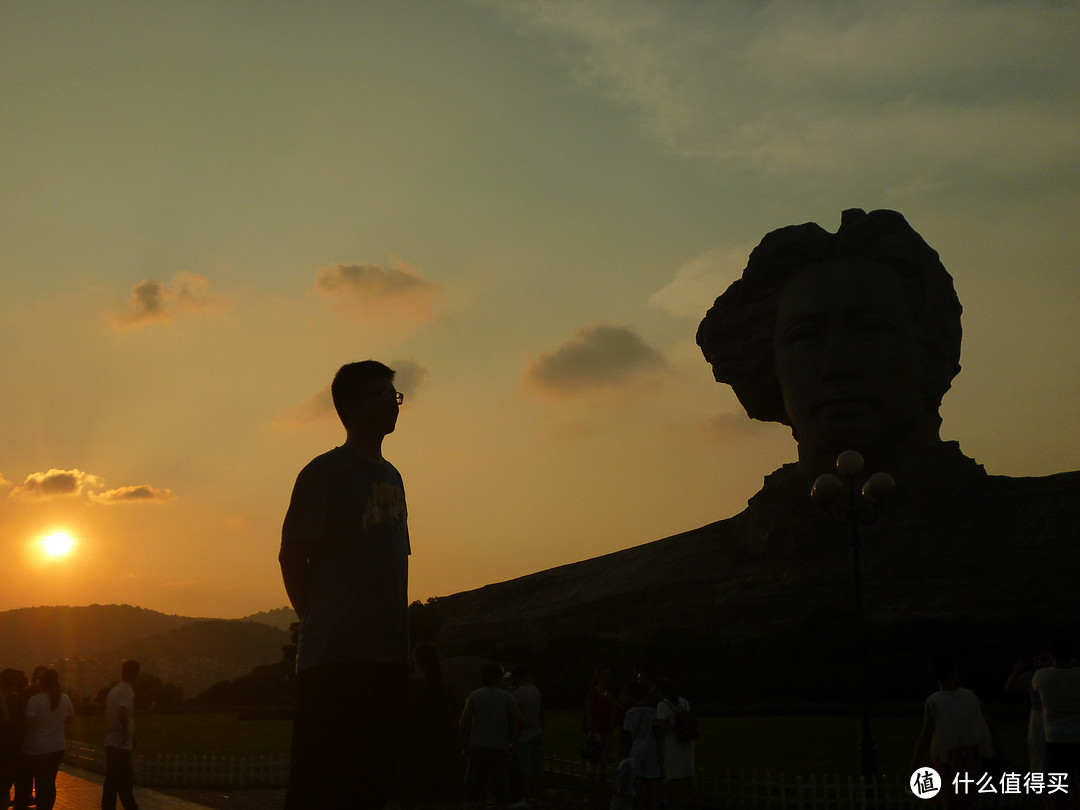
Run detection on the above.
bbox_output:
[279,360,412,810]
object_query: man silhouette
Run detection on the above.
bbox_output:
[279,360,411,810]
[102,659,140,810]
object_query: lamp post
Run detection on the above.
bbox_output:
[811,450,895,791]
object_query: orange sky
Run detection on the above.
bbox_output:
[2,1,1078,618]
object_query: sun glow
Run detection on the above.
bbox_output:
[41,532,75,557]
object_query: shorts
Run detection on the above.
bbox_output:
[463,746,514,804]
[515,734,543,776]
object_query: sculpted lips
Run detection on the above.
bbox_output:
[816,395,875,415]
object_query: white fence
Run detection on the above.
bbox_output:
[65,741,289,789]
[64,741,1046,807]
[544,753,1046,809]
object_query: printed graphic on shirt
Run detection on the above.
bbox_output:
[361,480,408,530]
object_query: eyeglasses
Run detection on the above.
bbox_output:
[363,390,404,405]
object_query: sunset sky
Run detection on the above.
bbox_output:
[2,1,1078,619]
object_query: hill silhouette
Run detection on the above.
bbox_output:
[0,604,291,699]
[240,606,298,631]
[0,604,192,670]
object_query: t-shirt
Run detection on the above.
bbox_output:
[466,687,515,751]
[514,684,543,742]
[281,447,411,672]
[926,688,993,762]
[1033,667,1080,743]
[104,681,135,749]
[21,691,73,756]
[585,685,618,735]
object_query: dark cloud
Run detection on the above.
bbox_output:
[89,485,172,505]
[112,271,229,330]
[315,260,441,325]
[524,323,668,397]
[9,469,105,501]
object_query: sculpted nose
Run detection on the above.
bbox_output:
[818,334,866,382]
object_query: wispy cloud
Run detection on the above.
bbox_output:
[9,469,105,501]
[524,323,668,398]
[0,473,9,489]
[315,258,442,326]
[274,385,334,428]
[88,485,172,505]
[493,0,1080,196]
[274,359,430,427]
[112,271,230,330]
[650,244,754,319]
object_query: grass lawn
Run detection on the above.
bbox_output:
[69,706,1029,777]
[70,713,293,757]
[543,707,1030,777]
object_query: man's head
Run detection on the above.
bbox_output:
[331,360,399,436]
[121,659,140,683]
[697,209,962,458]
[481,661,504,687]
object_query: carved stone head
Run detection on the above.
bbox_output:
[697,209,962,458]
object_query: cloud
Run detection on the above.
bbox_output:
[274,385,335,428]
[88,485,173,505]
[9,469,105,501]
[315,258,441,326]
[492,1,1080,196]
[389,359,429,400]
[112,271,230,330]
[524,323,668,397]
[699,412,776,440]
[650,244,755,319]
[0,473,9,489]
[273,359,431,427]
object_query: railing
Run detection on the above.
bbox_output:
[544,753,1046,809]
[65,741,289,789]
[65,741,1046,807]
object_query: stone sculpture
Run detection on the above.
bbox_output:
[434,209,1079,700]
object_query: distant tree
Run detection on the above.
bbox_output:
[96,671,183,711]
[408,597,442,643]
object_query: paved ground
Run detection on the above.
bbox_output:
[50,767,592,810]
[53,768,285,810]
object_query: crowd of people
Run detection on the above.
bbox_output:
[583,664,700,810]
[396,646,546,810]
[0,660,140,810]
[907,638,1080,810]
[1,665,74,810]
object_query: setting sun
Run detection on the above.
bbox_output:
[41,532,75,557]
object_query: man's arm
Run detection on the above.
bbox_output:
[278,543,310,621]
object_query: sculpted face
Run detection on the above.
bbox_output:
[773,259,927,458]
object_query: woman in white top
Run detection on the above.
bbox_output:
[19,669,73,810]
[911,654,995,809]
[655,678,700,810]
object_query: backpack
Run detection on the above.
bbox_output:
[665,698,699,743]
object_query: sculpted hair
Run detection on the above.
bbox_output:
[330,360,395,422]
[696,208,963,426]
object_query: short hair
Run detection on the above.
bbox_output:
[696,209,963,426]
[122,659,141,681]
[330,361,395,422]
[481,662,504,687]
[929,651,959,681]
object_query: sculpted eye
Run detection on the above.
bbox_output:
[782,323,821,345]
[859,317,898,337]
